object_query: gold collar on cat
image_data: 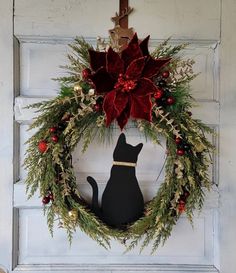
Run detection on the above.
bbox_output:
[113,161,136,167]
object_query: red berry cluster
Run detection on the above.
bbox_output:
[38,140,48,153]
[177,200,185,213]
[38,127,60,154]
[80,67,104,113]
[175,137,191,156]
[37,115,72,154]
[42,192,54,205]
[50,127,59,143]
[177,190,190,213]
[82,68,92,80]
[154,71,175,107]
[36,116,74,205]
[114,74,137,93]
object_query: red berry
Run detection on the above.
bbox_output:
[38,140,48,153]
[94,103,102,112]
[187,111,192,116]
[42,196,50,205]
[154,89,164,99]
[175,137,182,145]
[177,149,185,156]
[177,200,186,213]
[82,68,91,79]
[166,96,175,105]
[162,71,170,78]
[49,127,57,133]
[51,135,59,143]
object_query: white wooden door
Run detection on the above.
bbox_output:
[0,0,235,272]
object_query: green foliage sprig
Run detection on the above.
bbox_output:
[24,37,214,252]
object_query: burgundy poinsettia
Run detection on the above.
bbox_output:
[89,33,170,129]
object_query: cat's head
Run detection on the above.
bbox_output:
[113,133,143,163]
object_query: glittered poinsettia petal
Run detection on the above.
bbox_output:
[90,67,115,93]
[89,50,107,71]
[121,33,143,68]
[125,57,146,80]
[107,47,124,78]
[117,99,131,130]
[134,78,157,96]
[142,57,171,79]
[130,95,152,122]
[139,35,150,56]
[103,90,119,126]
[114,92,129,115]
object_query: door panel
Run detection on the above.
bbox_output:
[17,209,215,265]
[14,0,119,38]
[0,0,228,272]
[13,0,220,272]
[129,0,221,40]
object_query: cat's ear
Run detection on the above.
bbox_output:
[135,143,143,154]
[117,133,126,145]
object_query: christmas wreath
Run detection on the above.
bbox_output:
[24,10,213,253]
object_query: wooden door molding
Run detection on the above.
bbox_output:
[0,0,234,272]
[14,264,218,273]
[0,0,14,272]
[219,0,236,272]
[12,1,220,271]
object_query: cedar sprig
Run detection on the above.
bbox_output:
[23,36,214,253]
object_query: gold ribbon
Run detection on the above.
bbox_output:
[113,161,136,167]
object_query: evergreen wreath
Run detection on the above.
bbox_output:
[24,15,214,253]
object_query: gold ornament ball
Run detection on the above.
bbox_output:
[68,209,78,221]
[74,84,82,93]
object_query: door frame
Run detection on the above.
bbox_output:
[0,0,236,272]
[0,0,14,272]
[219,1,236,273]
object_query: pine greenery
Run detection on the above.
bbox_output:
[24,37,214,253]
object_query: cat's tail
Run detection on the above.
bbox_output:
[87,176,101,217]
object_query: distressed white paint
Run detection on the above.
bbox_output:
[14,264,218,273]
[14,0,119,38]
[19,43,68,96]
[219,1,236,273]
[18,38,219,100]
[13,181,219,210]
[129,0,221,40]
[0,0,13,272]
[2,0,236,272]
[15,96,220,124]
[14,0,220,40]
[12,0,221,272]
[17,209,215,265]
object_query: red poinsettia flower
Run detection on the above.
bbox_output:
[89,33,170,129]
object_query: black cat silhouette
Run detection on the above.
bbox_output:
[87,133,144,228]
